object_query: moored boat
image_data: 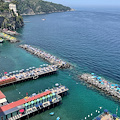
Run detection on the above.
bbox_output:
[49,112,54,115]
[56,117,60,120]
[0,38,4,43]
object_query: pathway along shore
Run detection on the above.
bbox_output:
[79,73,120,101]
[19,44,71,69]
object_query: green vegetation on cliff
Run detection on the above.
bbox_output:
[0,1,9,12]
[15,0,71,15]
[0,1,24,30]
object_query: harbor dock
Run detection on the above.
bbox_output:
[0,33,19,43]
[79,73,120,100]
[0,85,69,120]
[0,65,57,87]
[19,44,71,69]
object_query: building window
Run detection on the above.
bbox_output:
[1,116,3,120]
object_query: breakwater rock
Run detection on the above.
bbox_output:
[79,73,120,101]
[19,44,71,69]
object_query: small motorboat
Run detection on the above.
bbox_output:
[0,38,4,43]
[55,83,59,87]
[49,112,54,116]
[42,18,46,21]
[56,117,60,120]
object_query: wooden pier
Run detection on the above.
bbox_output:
[0,85,69,120]
[0,65,57,87]
[79,73,120,101]
[19,44,71,69]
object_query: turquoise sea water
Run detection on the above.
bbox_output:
[1,8,120,120]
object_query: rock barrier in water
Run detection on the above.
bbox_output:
[19,44,71,69]
[79,73,120,100]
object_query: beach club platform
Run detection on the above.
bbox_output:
[93,109,120,120]
[19,44,71,69]
[0,85,69,120]
[80,73,120,100]
[0,65,57,87]
[0,33,18,43]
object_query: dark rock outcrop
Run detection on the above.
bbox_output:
[0,10,24,30]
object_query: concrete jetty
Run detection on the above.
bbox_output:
[0,32,19,43]
[79,73,120,100]
[19,44,71,69]
[0,85,69,120]
[0,65,57,87]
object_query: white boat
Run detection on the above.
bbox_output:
[42,18,46,21]
[56,117,60,120]
[55,83,59,87]
[49,112,54,116]
[0,39,3,43]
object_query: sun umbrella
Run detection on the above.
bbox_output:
[35,104,39,108]
[111,84,115,86]
[116,88,120,90]
[31,101,34,104]
[96,117,101,120]
[49,99,52,102]
[16,70,19,73]
[40,98,42,101]
[29,67,32,69]
[45,89,48,91]
[52,93,55,96]
[42,97,45,100]
[28,102,31,105]
[4,72,7,74]
[91,73,95,75]
[101,82,104,85]
[39,103,42,106]
[112,114,117,118]
[25,103,28,107]
[37,99,40,102]
[104,109,108,113]
[19,109,24,113]
[47,95,50,98]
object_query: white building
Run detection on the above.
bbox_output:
[9,3,18,16]
[0,91,8,107]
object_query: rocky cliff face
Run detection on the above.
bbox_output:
[0,10,24,30]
